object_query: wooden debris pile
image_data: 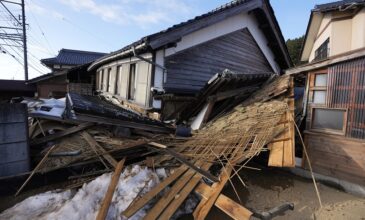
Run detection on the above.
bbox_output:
[120,74,295,220]
[10,74,295,220]
[12,93,173,196]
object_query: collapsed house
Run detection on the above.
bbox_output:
[287,0,365,186]
[88,0,292,117]
[0,73,296,220]
[28,49,106,98]
[0,0,315,219]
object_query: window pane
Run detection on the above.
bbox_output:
[313,91,326,104]
[315,74,327,86]
[312,108,345,131]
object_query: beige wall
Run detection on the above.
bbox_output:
[96,53,153,108]
[331,19,352,56]
[309,14,332,61]
[309,9,365,62]
[352,8,365,50]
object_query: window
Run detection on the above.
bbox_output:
[314,38,330,61]
[106,68,111,92]
[115,65,121,95]
[311,108,347,134]
[311,73,327,104]
[128,64,136,100]
[100,70,104,90]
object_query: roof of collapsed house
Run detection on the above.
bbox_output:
[88,0,292,71]
[8,71,295,219]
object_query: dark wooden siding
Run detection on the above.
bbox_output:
[164,28,273,93]
[304,131,365,186]
[327,57,365,139]
[0,104,30,177]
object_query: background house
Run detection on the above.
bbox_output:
[287,0,365,186]
[88,0,292,117]
[28,49,105,98]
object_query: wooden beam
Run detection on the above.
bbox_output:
[82,132,118,168]
[96,158,126,220]
[142,168,197,220]
[30,122,94,146]
[286,48,365,75]
[15,145,57,196]
[75,113,173,133]
[193,167,233,220]
[121,166,189,218]
[148,142,219,182]
[195,183,252,220]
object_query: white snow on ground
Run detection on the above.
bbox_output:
[0,165,176,220]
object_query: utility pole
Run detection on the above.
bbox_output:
[0,0,28,80]
[21,0,28,80]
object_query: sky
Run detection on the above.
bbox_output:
[0,0,333,80]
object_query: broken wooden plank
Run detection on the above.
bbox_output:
[122,165,189,218]
[82,131,117,168]
[148,142,219,182]
[30,122,94,146]
[193,167,233,220]
[15,145,57,196]
[283,98,295,167]
[142,168,198,220]
[195,183,252,220]
[158,169,209,220]
[96,158,126,220]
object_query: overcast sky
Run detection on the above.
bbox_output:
[0,0,332,80]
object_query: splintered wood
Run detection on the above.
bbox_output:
[123,75,295,220]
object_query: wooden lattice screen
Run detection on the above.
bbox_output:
[327,57,365,139]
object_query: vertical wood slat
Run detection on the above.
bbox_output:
[326,57,365,139]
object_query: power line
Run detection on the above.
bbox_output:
[0,0,28,79]
[26,0,55,55]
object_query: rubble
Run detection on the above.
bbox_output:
[1,73,296,220]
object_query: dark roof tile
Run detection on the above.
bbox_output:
[41,49,106,66]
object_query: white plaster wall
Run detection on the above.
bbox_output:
[352,8,365,50]
[164,12,281,73]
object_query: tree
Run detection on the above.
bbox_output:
[286,35,305,66]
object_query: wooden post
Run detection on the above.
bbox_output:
[96,158,126,220]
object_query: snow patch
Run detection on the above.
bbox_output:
[0,165,166,220]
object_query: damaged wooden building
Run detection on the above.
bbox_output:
[88,0,292,119]
[287,0,365,186]
[28,49,106,98]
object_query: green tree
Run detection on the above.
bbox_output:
[286,35,305,66]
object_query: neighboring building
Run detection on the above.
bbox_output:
[89,0,292,116]
[0,80,36,101]
[29,49,106,98]
[301,0,365,63]
[287,0,365,186]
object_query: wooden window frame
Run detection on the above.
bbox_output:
[309,72,328,106]
[310,107,348,135]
